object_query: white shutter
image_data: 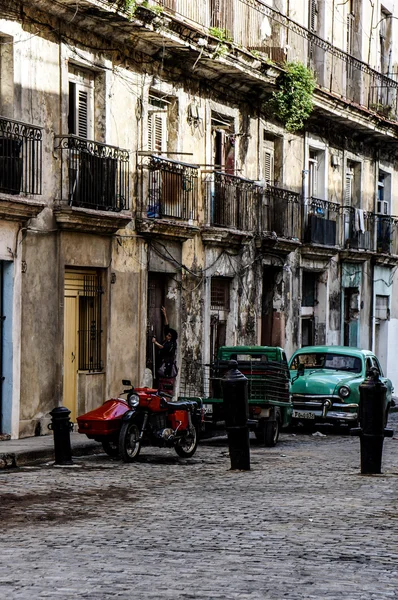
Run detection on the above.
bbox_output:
[148,111,167,154]
[69,67,94,139]
[309,155,318,198]
[345,170,353,205]
[262,148,273,183]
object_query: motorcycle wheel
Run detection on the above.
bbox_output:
[175,426,198,458]
[102,439,119,457]
[119,420,141,462]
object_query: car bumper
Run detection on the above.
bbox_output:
[292,402,358,423]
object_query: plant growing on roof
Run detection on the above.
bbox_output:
[209,27,233,43]
[272,61,316,132]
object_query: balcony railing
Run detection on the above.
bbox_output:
[343,206,375,251]
[260,184,302,240]
[304,198,340,246]
[377,215,398,255]
[141,156,198,221]
[0,116,42,195]
[149,0,398,120]
[204,171,262,232]
[54,135,129,211]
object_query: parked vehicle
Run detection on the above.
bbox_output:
[289,346,394,427]
[77,380,203,462]
[179,346,292,447]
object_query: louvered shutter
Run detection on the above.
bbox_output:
[309,0,318,32]
[148,111,167,154]
[263,148,273,183]
[68,67,94,139]
[345,170,353,205]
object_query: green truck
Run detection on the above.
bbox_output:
[179,346,293,447]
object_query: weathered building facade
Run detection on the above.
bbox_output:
[1,0,398,438]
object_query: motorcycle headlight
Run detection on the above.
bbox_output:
[128,394,140,408]
[338,386,350,399]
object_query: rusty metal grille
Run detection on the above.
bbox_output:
[211,277,230,310]
[78,274,103,372]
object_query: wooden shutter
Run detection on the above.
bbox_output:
[345,169,353,204]
[262,137,274,184]
[148,111,167,153]
[68,67,94,139]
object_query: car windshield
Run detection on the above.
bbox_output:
[291,353,362,374]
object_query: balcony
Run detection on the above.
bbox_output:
[204,171,261,232]
[54,135,129,211]
[343,206,374,251]
[260,185,302,241]
[0,116,42,196]
[140,155,198,222]
[377,216,398,256]
[304,198,340,246]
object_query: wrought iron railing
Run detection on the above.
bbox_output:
[204,171,262,232]
[141,155,198,221]
[260,185,302,240]
[342,206,375,251]
[54,135,129,211]
[304,198,340,246]
[376,215,398,255]
[0,116,42,195]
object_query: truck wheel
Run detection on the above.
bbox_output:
[119,419,141,462]
[264,419,280,447]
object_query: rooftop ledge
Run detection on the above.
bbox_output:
[25,0,398,142]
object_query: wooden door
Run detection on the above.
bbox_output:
[63,292,78,422]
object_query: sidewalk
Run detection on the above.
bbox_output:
[0,432,103,469]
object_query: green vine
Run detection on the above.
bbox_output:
[209,27,233,43]
[272,61,316,132]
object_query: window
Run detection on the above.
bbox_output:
[0,34,14,118]
[377,172,390,215]
[211,112,235,173]
[309,0,318,33]
[308,150,319,198]
[262,133,274,184]
[68,66,94,139]
[78,273,103,371]
[211,277,230,310]
[302,272,317,307]
[148,93,168,154]
[380,8,392,75]
[346,1,355,55]
[375,295,389,320]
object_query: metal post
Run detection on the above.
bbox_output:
[48,407,73,465]
[350,368,394,474]
[221,360,250,471]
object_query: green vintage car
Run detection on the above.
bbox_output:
[289,346,394,427]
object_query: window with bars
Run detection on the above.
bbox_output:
[211,277,230,311]
[78,274,103,371]
[68,66,94,139]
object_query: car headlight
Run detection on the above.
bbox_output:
[338,386,351,399]
[128,394,140,408]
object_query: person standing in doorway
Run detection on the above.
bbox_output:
[152,306,178,379]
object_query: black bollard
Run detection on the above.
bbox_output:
[48,407,74,465]
[221,360,250,471]
[350,368,394,474]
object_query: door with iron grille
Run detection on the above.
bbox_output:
[64,270,103,421]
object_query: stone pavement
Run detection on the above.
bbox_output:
[0,431,102,469]
[1,413,398,600]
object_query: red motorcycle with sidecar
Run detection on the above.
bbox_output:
[77,380,203,462]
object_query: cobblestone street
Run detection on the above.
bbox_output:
[1,416,398,600]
